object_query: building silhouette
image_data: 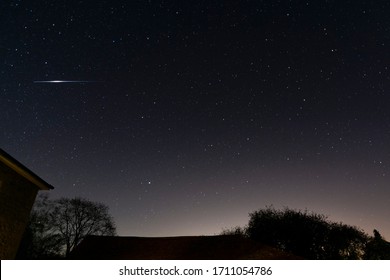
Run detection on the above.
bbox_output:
[0,149,53,259]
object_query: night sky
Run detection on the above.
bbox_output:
[1,0,389,240]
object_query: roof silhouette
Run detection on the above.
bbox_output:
[0,148,53,190]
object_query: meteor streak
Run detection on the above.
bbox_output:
[33,80,98,83]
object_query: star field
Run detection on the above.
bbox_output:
[1,0,390,239]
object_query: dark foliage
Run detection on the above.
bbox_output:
[246,206,368,259]
[16,194,63,259]
[364,230,390,260]
[220,226,246,236]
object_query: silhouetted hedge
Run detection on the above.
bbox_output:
[246,206,368,259]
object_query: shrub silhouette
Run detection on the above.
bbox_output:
[220,226,246,236]
[246,206,368,259]
[364,230,390,259]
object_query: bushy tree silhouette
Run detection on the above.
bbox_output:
[246,206,368,259]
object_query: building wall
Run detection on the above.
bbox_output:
[0,161,39,259]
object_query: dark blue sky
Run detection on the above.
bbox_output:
[1,0,389,239]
